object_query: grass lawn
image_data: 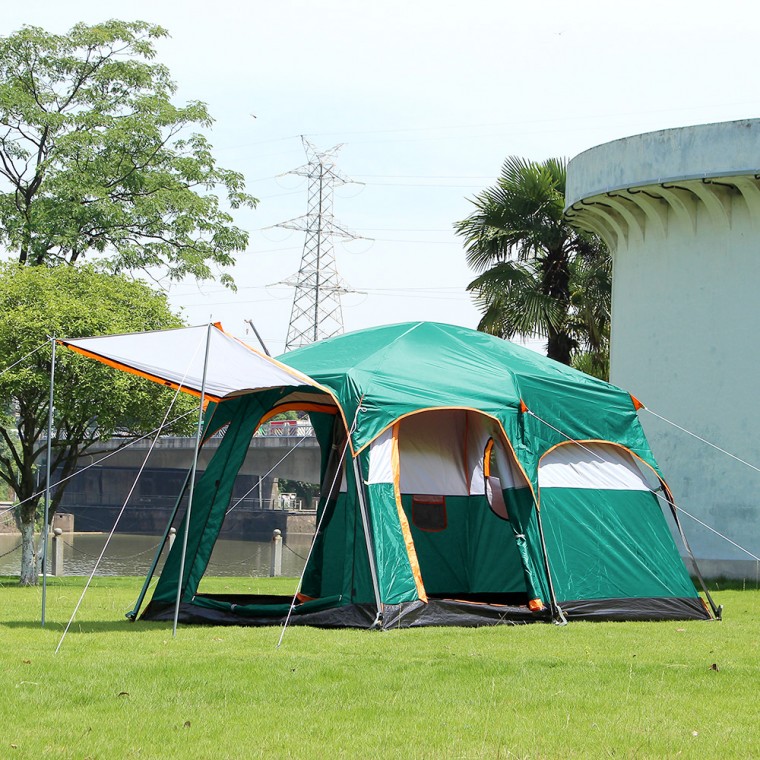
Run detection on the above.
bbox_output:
[1,576,758,759]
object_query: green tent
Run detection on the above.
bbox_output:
[64,322,716,627]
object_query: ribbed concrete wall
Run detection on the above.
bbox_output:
[566,120,760,577]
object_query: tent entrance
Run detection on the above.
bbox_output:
[366,409,537,608]
[399,492,530,605]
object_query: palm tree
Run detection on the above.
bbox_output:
[455,156,610,376]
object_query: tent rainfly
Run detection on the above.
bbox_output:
[61,322,718,628]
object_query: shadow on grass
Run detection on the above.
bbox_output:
[2,619,170,634]
[0,576,145,591]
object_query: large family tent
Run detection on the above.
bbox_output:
[61,322,717,628]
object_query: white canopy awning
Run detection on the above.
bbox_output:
[60,324,321,402]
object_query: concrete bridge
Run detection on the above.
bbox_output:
[58,422,320,539]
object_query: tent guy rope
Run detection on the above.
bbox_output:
[643,407,760,475]
[0,339,48,377]
[0,410,194,520]
[55,333,206,653]
[55,381,186,653]
[674,505,760,562]
[526,409,760,563]
[225,432,310,516]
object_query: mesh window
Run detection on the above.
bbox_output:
[411,495,447,532]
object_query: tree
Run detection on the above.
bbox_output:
[0,20,256,281]
[567,247,611,379]
[0,263,196,584]
[454,156,610,375]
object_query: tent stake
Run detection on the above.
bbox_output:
[172,323,213,637]
[41,336,56,627]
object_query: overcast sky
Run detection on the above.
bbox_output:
[5,2,760,354]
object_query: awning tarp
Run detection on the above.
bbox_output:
[59,324,321,402]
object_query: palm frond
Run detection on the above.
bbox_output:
[457,154,610,375]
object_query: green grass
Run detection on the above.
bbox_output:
[1,577,758,759]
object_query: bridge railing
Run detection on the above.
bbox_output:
[254,421,315,438]
[87,421,317,451]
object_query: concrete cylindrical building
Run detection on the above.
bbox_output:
[566,119,760,578]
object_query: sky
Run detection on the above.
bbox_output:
[5,1,760,355]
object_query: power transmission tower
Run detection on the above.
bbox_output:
[279,137,359,351]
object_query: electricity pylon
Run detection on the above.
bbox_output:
[279,137,359,351]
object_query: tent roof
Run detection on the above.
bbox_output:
[60,320,654,476]
[279,322,646,458]
[60,324,321,403]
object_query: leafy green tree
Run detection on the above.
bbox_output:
[455,156,610,374]
[0,20,259,584]
[0,20,256,280]
[0,263,195,585]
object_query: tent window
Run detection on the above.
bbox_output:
[412,495,447,532]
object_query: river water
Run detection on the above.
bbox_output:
[0,532,311,578]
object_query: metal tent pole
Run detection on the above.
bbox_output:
[665,493,722,619]
[534,508,566,625]
[245,319,271,357]
[172,323,213,637]
[352,453,383,626]
[41,336,56,627]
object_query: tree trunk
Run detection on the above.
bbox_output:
[543,244,573,365]
[18,517,37,586]
[546,330,573,365]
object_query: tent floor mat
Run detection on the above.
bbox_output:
[139,595,550,628]
[139,594,711,628]
[559,596,712,621]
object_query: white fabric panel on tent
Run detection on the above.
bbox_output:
[465,412,488,496]
[368,411,531,497]
[367,428,394,485]
[485,476,510,519]
[60,325,319,401]
[397,411,469,496]
[538,443,651,491]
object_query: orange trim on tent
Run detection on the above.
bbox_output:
[483,438,494,479]
[391,423,428,603]
[630,394,645,411]
[259,402,338,426]
[447,598,511,608]
[60,343,220,402]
